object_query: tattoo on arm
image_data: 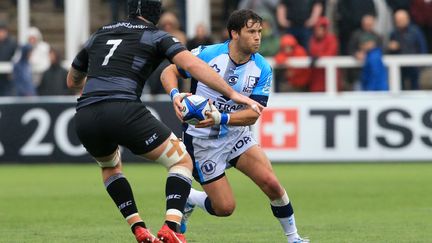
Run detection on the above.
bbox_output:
[71,68,87,88]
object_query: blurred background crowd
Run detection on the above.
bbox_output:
[0,0,431,97]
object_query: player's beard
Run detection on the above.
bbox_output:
[239,41,260,56]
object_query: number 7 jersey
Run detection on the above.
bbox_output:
[71,19,186,110]
[179,41,273,139]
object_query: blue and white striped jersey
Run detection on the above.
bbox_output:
[179,41,272,139]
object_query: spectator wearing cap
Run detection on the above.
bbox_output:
[274,34,311,92]
[388,9,428,90]
[0,21,18,96]
[308,16,340,92]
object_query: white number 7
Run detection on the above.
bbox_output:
[102,39,122,66]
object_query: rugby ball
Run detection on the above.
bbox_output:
[181,95,211,125]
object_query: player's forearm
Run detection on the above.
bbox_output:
[161,64,180,95]
[227,109,260,126]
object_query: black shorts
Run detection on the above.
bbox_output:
[74,100,171,157]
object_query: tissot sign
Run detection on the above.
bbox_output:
[254,94,432,162]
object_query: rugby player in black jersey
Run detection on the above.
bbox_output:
[66,1,262,242]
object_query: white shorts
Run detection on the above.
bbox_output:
[183,127,257,184]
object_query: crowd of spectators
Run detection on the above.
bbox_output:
[1,0,431,97]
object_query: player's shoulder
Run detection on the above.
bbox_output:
[191,42,228,59]
[252,52,272,73]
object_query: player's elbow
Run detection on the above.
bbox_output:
[67,68,86,90]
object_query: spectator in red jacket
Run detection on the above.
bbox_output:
[308,17,340,92]
[274,34,311,91]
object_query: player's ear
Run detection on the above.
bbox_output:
[231,30,239,40]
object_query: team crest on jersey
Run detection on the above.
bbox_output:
[228,75,239,86]
[243,76,259,93]
[201,160,217,175]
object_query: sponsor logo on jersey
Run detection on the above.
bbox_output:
[201,160,216,175]
[262,75,272,94]
[260,108,298,149]
[231,135,253,153]
[228,75,239,86]
[103,22,149,30]
[243,76,259,93]
[213,98,244,113]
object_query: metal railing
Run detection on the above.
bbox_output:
[268,54,432,95]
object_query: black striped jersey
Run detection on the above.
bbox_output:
[71,18,186,110]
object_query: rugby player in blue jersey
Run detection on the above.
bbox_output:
[161,9,308,243]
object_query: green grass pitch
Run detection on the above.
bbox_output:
[0,163,431,242]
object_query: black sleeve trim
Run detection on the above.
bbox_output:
[71,48,89,73]
[250,94,269,107]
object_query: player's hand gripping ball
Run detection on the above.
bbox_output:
[181,95,211,125]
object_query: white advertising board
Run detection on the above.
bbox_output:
[253,93,432,162]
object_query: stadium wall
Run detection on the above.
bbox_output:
[0,97,181,163]
[1,93,431,163]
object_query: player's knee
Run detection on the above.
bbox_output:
[155,133,190,169]
[168,164,193,182]
[213,201,236,216]
[95,149,121,168]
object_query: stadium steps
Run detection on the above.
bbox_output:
[2,0,227,55]
[210,0,225,39]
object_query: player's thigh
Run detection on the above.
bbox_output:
[118,102,172,156]
[236,145,284,200]
[74,103,119,158]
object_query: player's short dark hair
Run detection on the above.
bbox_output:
[227,9,262,39]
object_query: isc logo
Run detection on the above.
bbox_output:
[118,200,133,210]
[260,109,298,149]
